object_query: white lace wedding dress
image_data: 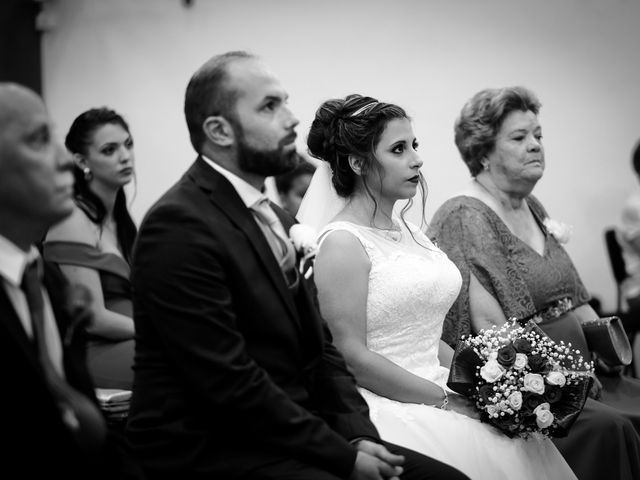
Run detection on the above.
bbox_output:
[318,220,577,480]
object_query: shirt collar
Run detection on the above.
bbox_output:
[0,234,40,287]
[200,155,266,208]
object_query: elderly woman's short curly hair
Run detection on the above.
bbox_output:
[454,86,541,177]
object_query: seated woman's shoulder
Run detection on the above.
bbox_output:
[321,227,363,250]
[45,203,99,246]
[319,225,372,267]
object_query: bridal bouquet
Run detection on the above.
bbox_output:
[447,319,593,438]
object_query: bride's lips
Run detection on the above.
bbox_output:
[407,175,420,183]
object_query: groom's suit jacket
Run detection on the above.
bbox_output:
[0,262,141,479]
[126,157,379,479]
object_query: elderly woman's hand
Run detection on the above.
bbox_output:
[588,374,603,400]
[593,352,626,377]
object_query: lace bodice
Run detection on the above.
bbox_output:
[319,220,462,384]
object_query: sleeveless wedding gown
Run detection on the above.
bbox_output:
[318,220,577,480]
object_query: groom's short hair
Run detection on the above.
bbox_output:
[184,50,256,152]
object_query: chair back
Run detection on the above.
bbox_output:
[604,228,628,312]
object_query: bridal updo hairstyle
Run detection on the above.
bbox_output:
[65,108,137,263]
[307,94,409,198]
[454,86,541,177]
[308,94,428,233]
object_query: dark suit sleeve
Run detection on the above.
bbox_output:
[319,331,380,440]
[275,204,380,443]
[43,263,145,480]
[132,205,360,478]
[297,283,380,441]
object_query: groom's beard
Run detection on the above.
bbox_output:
[234,124,299,177]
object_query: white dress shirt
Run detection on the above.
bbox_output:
[201,155,290,240]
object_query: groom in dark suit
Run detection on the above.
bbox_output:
[126,51,468,480]
[0,83,142,479]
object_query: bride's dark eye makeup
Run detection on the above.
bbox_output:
[391,138,419,155]
[391,142,406,154]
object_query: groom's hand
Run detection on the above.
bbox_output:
[350,440,404,480]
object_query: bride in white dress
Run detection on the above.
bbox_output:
[298,94,577,480]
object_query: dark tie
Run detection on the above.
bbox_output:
[251,198,297,272]
[21,260,107,455]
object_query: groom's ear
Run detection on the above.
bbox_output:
[203,116,234,147]
[348,155,364,176]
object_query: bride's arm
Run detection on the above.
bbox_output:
[314,231,447,406]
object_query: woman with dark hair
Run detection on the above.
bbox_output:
[429,86,640,480]
[43,107,136,389]
[298,94,576,479]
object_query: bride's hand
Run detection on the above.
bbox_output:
[446,393,481,420]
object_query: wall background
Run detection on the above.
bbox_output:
[1,0,42,93]
[40,0,640,311]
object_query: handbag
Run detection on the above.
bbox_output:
[529,298,632,367]
[582,316,632,366]
[536,308,592,362]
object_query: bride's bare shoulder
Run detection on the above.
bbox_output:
[317,224,369,265]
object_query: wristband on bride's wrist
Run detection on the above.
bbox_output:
[432,389,449,410]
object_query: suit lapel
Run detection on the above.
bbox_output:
[271,203,325,351]
[42,264,71,343]
[188,158,299,325]
[0,284,43,374]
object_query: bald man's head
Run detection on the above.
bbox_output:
[0,83,74,247]
[0,83,40,128]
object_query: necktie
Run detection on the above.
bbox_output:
[21,260,107,455]
[251,198,297,275]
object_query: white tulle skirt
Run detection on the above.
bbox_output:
[360,388,577,480]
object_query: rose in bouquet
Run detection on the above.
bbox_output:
[447,319,594,438]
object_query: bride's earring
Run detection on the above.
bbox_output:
[83,167,93,181]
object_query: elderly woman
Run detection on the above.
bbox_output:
[429,86,640,480]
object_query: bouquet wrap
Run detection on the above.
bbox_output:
[447,345,483,397]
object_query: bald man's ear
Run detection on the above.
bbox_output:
[203,116,234,147]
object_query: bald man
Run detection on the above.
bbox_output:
[0,83,142,479]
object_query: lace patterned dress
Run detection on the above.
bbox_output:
[429,195,640,480]
[319,220,577,480]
